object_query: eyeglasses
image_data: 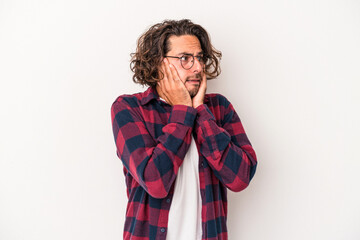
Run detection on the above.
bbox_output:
[165,54,207,70]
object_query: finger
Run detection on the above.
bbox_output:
[160,61,172,90]
[157,76,173,104]
[168,63,187,91]
[159,62,165,81]
[162,59,176,90]
[161,61,170,80]
[168,63,182,84]
[201,73,207,90]
[163,59,172,80]
[158,65,169,94]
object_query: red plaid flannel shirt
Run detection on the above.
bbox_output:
[111,87,257,240]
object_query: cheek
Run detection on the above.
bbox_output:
[177,70,188,83]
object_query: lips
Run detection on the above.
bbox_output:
[187,79,200,83]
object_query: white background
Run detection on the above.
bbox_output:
[1,0,359,239]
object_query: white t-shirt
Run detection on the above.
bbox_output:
[166,134,202,240]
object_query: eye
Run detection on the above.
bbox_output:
[180,55,192,63]
[196,55,205,63]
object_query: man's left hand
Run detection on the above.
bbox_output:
[192,73,207,108]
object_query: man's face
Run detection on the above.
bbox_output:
[165,35,204,97]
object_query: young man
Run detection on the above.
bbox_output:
[111,19,257,240]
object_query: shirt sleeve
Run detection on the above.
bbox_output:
[111,96,197,198]
[193,95,257,192]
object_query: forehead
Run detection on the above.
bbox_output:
[167,35,202,55]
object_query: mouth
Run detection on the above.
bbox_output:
[186,79,201,84]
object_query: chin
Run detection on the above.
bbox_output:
[186,81,200,93]
[189,89,199,98]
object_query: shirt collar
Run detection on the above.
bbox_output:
[139,86,209,105]
[139,87,159,105]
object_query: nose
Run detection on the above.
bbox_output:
[191,57,203,73]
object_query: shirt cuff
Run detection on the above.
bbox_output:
[168,105,197,127]
[195,104,216,122]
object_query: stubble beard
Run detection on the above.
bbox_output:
[188,86,200,98]
[186,74,201,98]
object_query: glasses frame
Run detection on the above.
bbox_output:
[164,54,206,70]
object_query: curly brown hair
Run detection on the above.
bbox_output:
[130,19,222,87]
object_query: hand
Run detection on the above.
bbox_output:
[157,58,192,107]
[192,73,207,108]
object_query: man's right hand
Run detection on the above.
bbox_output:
[157,58,192,107]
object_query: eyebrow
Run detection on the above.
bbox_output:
[176,51,204,56]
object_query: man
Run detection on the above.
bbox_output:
[111,19,257,240]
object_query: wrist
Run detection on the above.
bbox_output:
[193,101,203,109]
[173,100,192,107]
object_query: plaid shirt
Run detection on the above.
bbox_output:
[111,87,257,240]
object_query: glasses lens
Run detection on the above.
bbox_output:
[180,55,194,69]
[196,56,206,64]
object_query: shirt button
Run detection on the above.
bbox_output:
[160,228,166,233]
[166,198,171,203]
[201,162,204,167]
